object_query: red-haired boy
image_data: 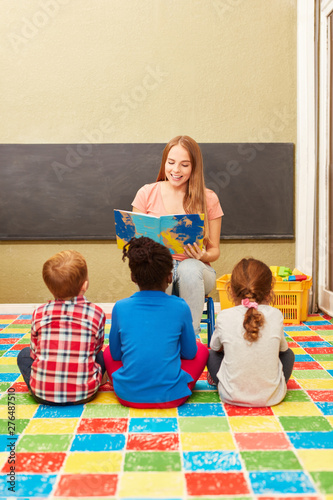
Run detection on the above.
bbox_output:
[17,250,106,405]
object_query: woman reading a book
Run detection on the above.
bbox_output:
[132,135,223,336]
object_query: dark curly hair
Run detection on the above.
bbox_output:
[228,258,274,342]
[122,237,173,290]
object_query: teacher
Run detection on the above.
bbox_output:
[132,135,223,336]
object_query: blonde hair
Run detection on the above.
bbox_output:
[42,250,88,300]
[228,258,275,342]
[156,135,209,244]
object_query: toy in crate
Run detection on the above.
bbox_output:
[216,267,312,324]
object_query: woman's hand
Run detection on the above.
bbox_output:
[184,217,222,263]
[184,242,207,260]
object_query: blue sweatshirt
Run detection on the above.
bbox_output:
[109,291,197,403]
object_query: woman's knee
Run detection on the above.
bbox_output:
[177,259,205,279]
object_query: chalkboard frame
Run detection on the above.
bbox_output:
[0,143,294,241]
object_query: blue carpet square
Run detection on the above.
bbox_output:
[183,451,242,471]
[128,417,178,433]
[70,433,125,451]
[283,326,311,331]
[315,402,333,415]
[297,341,332,348]
[177,403,225,417]
[0,334,25,339]
[0,373,20,382]
[295,354,315,362]
[193,380,216,391]
[303,321,332,326]
[2,350,19,357]
[287,431,333,449]
[0,473,57,497]
[249,471,316,494]
[0,434,19,452]
[34,404,84,418]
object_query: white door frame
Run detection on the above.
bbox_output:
[318,0,333,315]
[295,0,317,310]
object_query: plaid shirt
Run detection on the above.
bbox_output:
[30,296,105,403]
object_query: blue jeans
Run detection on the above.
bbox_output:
[166,259,217,335]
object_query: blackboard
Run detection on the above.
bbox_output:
[0,143,294,240]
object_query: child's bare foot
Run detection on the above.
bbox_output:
[207,371,217,386]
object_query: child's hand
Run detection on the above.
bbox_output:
[184,242,206,261]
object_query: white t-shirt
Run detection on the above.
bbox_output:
[210,304,288,407]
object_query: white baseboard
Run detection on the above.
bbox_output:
[0,303,116,314]
[0,302,221,315]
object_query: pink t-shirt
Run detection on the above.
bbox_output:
[132,182,223,261]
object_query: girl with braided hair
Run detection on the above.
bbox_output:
[207,258,295,407]
[103,236,209,408]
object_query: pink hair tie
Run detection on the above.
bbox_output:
[241,298,258,309]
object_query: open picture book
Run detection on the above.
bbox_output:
[114,210,204,254]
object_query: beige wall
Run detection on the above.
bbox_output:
[0,0,297,304]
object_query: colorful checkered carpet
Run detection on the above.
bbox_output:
[0,311,332,499]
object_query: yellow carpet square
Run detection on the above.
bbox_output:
[63,451,122,473]
[291,331,320,337]
[0,357,18,365]
[3,328,30,333]
[129,408,177,418]
[25,418,79,434]
[118,472,184,497]
[320,361,333,370]
[298,379,333,390]
[272,401,322,416]
[228,416,282,433]
[297,450,333,470]
[0,452,9,469]
[327,416,333,426]
[86,392,119,404]
[180,432,235,450]
[291,348,307,354]
[0,405,38,419]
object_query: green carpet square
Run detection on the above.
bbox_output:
[283,390,312,402]
[124,451,181,471]
[0,418,29,434]
[82,404,129,418]
[178,416,229,433]
[187,391,221,403]
[17,434,72,452]
[310,471,333,494]
[312,354,333,361]
[241,450,302,471]
[0,393,38,405]
[0,382,11,391]
[0,365,20,373]
[278,416,333,432]
[292,370,332,379]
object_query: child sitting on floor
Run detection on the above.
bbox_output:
[103,236,209,408]
[207,258,295,407]
[17,250,106,405]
